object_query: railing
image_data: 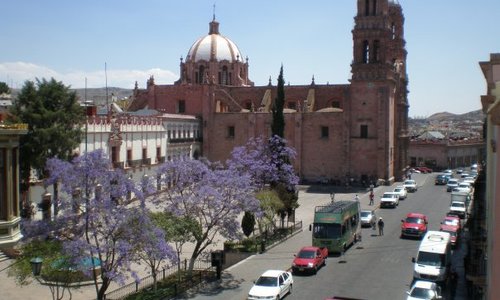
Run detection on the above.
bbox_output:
[112,161,124,169]
[141,158,151,166]
[104,259,212,300]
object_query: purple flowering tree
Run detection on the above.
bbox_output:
[153,158,261,275]
[22,150,174,300]
[227,135,299,228]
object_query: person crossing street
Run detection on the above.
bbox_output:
[377,217,385,236]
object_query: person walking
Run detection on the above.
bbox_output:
[377,217,384,236]
[355,194,360,202]
[369,191,374,205]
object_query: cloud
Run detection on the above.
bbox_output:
[0,62,178,89]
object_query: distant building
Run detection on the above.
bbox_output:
[128,0,410,184]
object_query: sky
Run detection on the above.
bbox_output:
[1,0,499,117]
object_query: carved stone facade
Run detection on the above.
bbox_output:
[129,0,409,184]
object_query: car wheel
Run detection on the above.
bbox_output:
[323,259,327,267]
[288,284,293,295]
[313,266,318,275]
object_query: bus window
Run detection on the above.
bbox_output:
[313,223,342,239]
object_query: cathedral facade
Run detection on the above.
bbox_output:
[129,0,410,184]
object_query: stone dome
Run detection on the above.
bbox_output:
[186,19,243,63]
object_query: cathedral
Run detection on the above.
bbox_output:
[128,0,409,185]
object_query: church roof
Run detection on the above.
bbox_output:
[186,18,243,63]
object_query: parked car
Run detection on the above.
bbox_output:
[401,212,428,239]
[441,215,461,232]
[360,210,376,228]
[393,186,408,199]
[452,182,472,194]
[440,223,460,248]
[446,178,459,192]
[291,246,328,275]
[443,169,453,176]
[406,280,442,300]
[415,167,432,173]
[434,174,448,185]
[380,192,400,208]
[449,201,467,219]
[404,179,418,192]
[248,270,293,300]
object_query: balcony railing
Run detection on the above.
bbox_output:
[141,158,151,166]
[112,161,124,169]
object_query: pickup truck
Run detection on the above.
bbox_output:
[292,246,328,275]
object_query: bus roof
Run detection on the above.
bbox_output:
[314,201,359,223]
[419,231,451,254]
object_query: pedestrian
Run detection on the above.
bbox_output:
[369,191,374,205]
[378,217,384,236]
[355,194,360,202]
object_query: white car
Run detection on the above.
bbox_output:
[449,201,467,219]
[248,270,293,300]
[406,280,442,300]
[452,182,472,194]
[404,180,418,192]
[446,179,459,192]
[380,192,400,208]
[393,186,408,199]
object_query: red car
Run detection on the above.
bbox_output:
[401,213,428,239]
[291,246,328,275]
[415,166,433,173]
[440,216,461,247]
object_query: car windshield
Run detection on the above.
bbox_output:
[297,250,316,259]
[448,180,458,184]
[410,287,436,299]
[255,276,277,287]
[417,251,445,267]
[313,223,342,239]
[383,193,398,198]
[405,217,424,224]
[451,202,465,208]
[442,230,457,237]
[405,181,415,185]
[361,211,371,218]
[394,188,402,192]
[444,219,459,226]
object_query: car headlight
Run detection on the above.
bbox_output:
[292,262,296,267]
[308,262,314,267]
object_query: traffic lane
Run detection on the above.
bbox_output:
[288,175,452,300]
[287,234,419,300]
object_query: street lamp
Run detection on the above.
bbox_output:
[30,257,43,276]
[330,192,335,204]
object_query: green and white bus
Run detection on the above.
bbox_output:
[311,201,361,254]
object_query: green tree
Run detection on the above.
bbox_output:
[9,78,84,218]
[271,65,285,138]
[255,189,283,235]
[150,211,199,274]
[241,211,256,238]
[0,81,10,94]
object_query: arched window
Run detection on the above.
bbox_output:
[365,0,370,16]
[331,101,341,109]
[362,40,370,64]
[198,65,205,83]
[391,22,396,39]
[372,0,377,16]
[221,66,228,85]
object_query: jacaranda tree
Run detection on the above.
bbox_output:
[153,158,261,275]
[20,150,175,300]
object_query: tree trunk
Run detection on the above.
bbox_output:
[53,181,59,217]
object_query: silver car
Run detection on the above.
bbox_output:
[360,210,376,228]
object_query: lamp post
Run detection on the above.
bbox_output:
[330,192,335,204]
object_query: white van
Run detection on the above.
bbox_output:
[412,231,451,283]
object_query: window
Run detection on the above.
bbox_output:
[220,66,229,85]
[365,0,370,16]
[360,125,368,138]
[321,126,329,138]
[362,40,370,64]
[227,126,235,138]
[156,147,161,162]
[331,101,341,109]
[142,148,147,160]
[287,102,296,110]
[127,149,132,161]
[111,146,118,163]
[391,22,396,39]
[197,66,205,83]
[167,130,171,140]
[372,0,377,16]
[373,40,380,63]
[178,100,186,113]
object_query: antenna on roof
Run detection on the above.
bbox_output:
[212,3,216,20]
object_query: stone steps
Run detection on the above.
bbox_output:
[0,250,8,263]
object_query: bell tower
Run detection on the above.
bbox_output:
[349,0,409,183]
